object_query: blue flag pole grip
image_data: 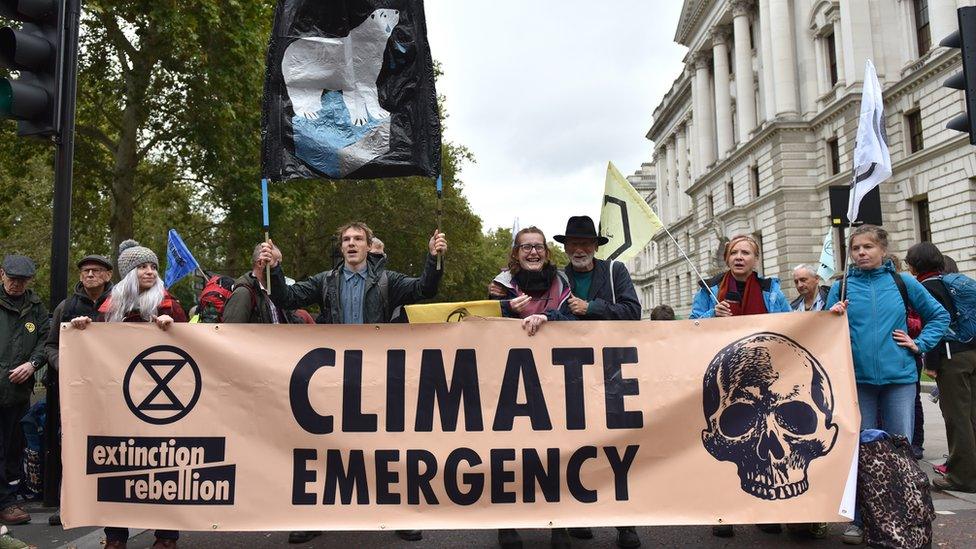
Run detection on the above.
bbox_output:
[261,178,270,228]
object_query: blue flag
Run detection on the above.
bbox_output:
[165,229,200,288]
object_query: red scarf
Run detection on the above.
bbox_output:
[717,272,767,316]
[916,271,941,283]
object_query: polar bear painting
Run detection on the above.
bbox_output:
[282,8,400,125]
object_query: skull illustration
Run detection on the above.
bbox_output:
[702,332,838,500]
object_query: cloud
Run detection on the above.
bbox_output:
[426,0,686,239]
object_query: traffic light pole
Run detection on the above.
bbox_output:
[43,0,81,509]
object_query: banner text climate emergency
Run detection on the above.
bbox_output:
[289,346,644,506]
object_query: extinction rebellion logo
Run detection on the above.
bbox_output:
[86,346,236,505]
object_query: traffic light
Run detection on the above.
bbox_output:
[942,6,976,144]
[0,0,64,137]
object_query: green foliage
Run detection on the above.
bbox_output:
[0,1,511,307]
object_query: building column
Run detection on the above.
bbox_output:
[768,0,798,115]
[689,69,701,178]
[676,125,690,216]
[831,15,846,85]
[813,34,827,97]
[930,0,960,46]
[712,28,734,158]
[693,52,717,167]
[758,0,776,122]
[654,151,668,225]
[731,1,757,141]
[666,138,679,221]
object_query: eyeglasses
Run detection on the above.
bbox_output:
[81,268,108,274]
[517,244,546,253]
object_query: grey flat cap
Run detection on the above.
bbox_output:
[77,254,113,270]
[2,255,36,278]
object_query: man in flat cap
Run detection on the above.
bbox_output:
[42,254,113,526]
[45,254,113,373]
[0,255,48,525]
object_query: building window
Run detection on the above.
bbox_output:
[706,194,715,218]
[826,32,838,87]
[906,108,924,153]
[915,0,931,57]
[686,273,693,305]
[916,199,932,242]
[827,137,841,175]
[753,232,765,274]
[751,165,760,199]
[727,179,735,208]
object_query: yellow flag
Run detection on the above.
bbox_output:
[405,300,503,323]
[595,161,664,262]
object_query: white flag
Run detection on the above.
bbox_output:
[846,59,891,223]
[817,229,835,281]
[510,217,520,246]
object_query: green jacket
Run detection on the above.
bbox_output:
[0,288,49,406]
[223,273,283,324]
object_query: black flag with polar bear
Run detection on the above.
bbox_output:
[261,0,440,180]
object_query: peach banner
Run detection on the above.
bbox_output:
[59,314,858,531]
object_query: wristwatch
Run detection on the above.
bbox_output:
[29,359,41,370]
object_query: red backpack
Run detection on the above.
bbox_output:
[196,274,237,323]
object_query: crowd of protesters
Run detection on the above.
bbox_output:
[0,215,973,548]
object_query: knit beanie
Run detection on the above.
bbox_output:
[117,239,159,279]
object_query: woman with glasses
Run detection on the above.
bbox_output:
[488,226,573,548]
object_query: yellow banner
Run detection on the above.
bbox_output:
[405,300,502,323]
[596,161,664,262]
[60,314,857,531]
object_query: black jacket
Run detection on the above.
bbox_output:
[270,253,442,324]
[0,288,49,406]
[223,273,289,324]
[45,281,112,372]
[563,259,641,320]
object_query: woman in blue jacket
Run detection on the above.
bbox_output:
[689,234,791,320]
[691,235,791,538]
[827,225,949,544]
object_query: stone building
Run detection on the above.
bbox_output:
[627,0,976,318]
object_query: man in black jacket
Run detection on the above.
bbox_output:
[555,216,641,322]
[43,254,113,526]
[262,222,445,325]
[554,216,642,548]
[260,222,445,544]
[790,264,829,312]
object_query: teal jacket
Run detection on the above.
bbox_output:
[689,272,792,319]
[0,288,49,406]
[826,261,949,386]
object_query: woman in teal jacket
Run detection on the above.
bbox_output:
[827,225,948,542]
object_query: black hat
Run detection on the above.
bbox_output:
[553,216,609,245]
[1,255,36,278]
[77,254,113,270]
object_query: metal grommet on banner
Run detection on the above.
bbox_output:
[694,321,700,326]
[375,325,380,330]
[214,325,220,331]
[379,524,386,530]
[212,524,218,529]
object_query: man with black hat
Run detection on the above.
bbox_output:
[0,255,48,525]
[553,216,642,548]
[554,215,641,322]
[45,254,114,372]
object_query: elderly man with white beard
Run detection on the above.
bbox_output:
[555,216,641,322]
[553,216,643,548]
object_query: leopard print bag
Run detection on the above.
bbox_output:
[857,433,935,549]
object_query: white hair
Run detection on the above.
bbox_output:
[106,265,165,322]
[792,264,819,278]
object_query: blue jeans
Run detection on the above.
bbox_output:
[853,382,916,527]
[857,382,917,438]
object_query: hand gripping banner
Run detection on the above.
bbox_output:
[261,0,441,180]
[60,315,859,531]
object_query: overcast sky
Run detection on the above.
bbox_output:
[425,0,687,241]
